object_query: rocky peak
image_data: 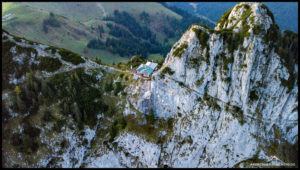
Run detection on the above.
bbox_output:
[163,24,208,65]
[215,2,275,33]
[135,3,298,167]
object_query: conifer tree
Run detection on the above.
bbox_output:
[24,85,31,99]
[83,111,87,122]
[14,86,21,96]
[38,94,44,105]
[16,94,26,112]
[74,72,80,82]
[73,102,81,123]
[47,86,54,98]
[148,108,155,125]
[41,78,49,96]
[57,89,62,97]
[63,101,69,114]
[33,81,39,93]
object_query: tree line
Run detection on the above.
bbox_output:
[42,12,61,33]
[87,10,174,58]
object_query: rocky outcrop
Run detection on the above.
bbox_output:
[130,2,297,167]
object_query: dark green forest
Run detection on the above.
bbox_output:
[86,8,214,59]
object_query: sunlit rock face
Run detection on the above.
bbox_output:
[131,2,297,167]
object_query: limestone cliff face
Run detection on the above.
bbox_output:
[130,2,297,167]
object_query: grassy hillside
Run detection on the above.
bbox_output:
[2,2,94,53]
[17,2,106,22]
[2,2,213,64]
[100,2,182,20]
[16,2,182,22]
[2,2,125,64]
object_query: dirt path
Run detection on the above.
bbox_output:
[162,74,297,124]
[96,3,107,18]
